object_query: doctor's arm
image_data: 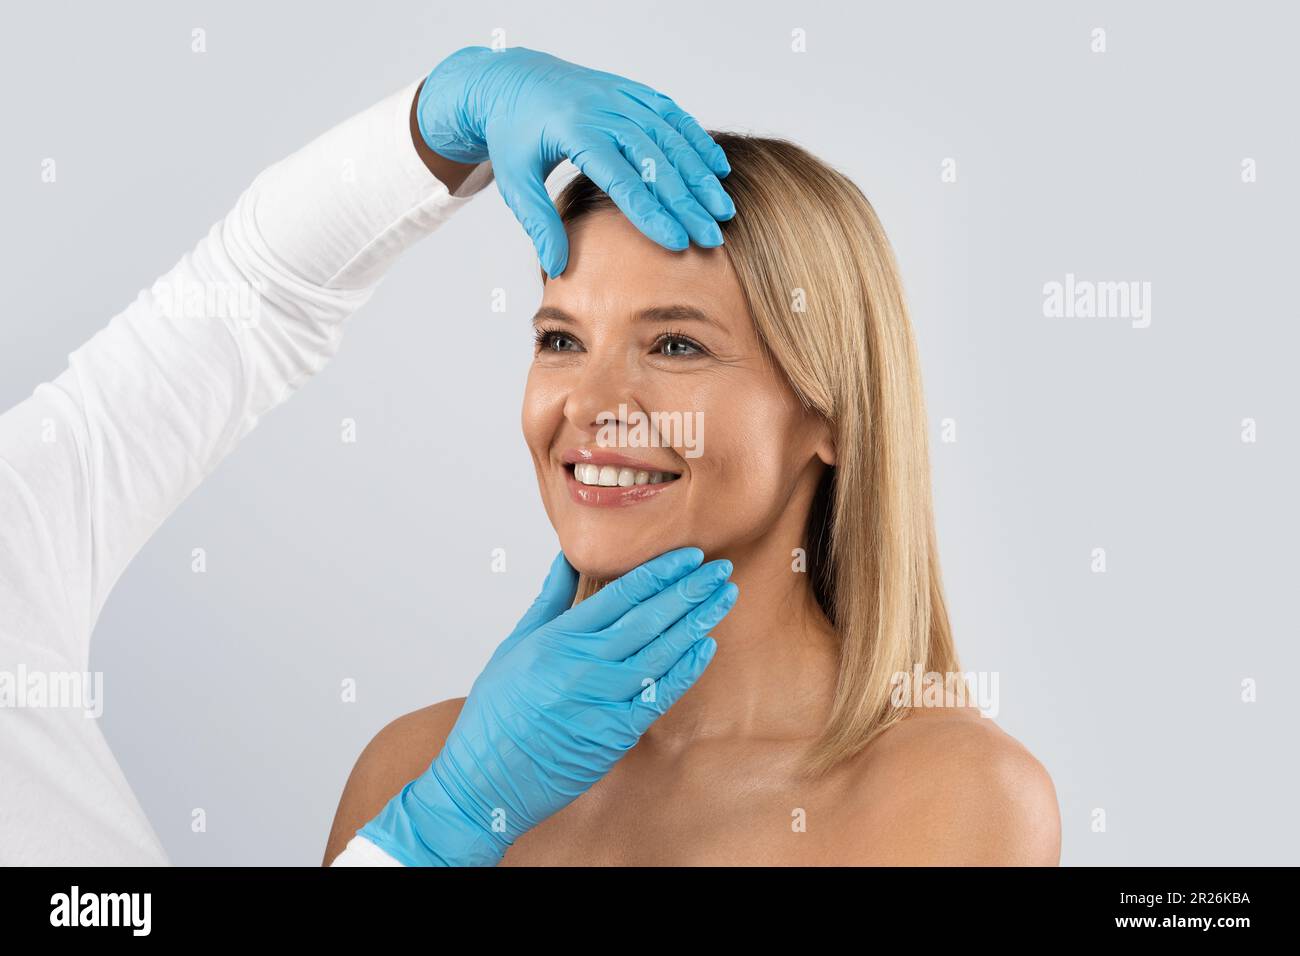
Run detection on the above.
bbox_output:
[0,71,498,676]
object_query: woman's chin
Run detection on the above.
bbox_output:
[560,539,684,584]
[566,556,643,583]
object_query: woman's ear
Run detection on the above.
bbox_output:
[814,419,836,467]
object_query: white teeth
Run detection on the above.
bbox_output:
[571,463,678,487]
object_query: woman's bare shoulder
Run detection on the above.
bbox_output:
[840,703,1061,865]
[321,697,467,865]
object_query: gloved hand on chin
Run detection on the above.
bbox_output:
[358,546,738,866]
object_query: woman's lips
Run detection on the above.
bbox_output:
[563,463,681,507]
[561,448,683,474]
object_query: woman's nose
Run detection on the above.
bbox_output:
[562,351,644,437]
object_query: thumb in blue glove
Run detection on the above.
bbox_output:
[416,46,736,278]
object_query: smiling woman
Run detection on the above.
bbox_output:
[325,132,1061,865]
[534,133,972,774]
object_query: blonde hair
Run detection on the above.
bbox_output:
[550,132,960,778]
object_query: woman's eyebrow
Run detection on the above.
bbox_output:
[532,305,576,326]
[531,304,725,331]
[635,304,725,331]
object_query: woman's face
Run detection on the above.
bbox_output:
[522,208,833,581]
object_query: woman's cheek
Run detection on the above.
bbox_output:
[520,374,562,456]
[695,393,802,531]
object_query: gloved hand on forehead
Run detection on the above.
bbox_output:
[416,45,736,279]
[358,546,738,866]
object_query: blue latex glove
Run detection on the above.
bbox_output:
[416,45,736,278]
[358,547,738,866]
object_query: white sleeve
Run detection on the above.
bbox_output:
[330,834,407,867]
[0,76,495,671]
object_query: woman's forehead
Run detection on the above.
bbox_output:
[545,211,745,320]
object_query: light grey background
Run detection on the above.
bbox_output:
[2,1,1295,865]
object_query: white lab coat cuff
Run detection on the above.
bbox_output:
[330,834,406,867]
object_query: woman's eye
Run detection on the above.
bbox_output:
[657,335,702,357]
[537,331,581,352]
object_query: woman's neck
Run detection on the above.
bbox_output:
[639,536,840,750]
